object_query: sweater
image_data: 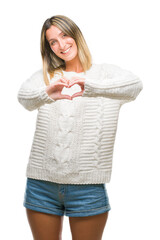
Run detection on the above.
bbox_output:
[17,63,143,184]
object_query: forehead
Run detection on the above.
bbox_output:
[46,25,63,40]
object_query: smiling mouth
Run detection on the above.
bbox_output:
[61,47,72,54]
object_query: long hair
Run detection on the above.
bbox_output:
[40,15,92,85]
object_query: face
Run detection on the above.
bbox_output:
[46,25,78,62]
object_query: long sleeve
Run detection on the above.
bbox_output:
[17,69,55,111]
[82,63,143,104]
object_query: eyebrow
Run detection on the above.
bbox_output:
[48,31,63,42]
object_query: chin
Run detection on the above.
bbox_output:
[68,52,78,60]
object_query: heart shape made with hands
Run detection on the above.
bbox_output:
[60,77,85,97]
[61,83,81,96]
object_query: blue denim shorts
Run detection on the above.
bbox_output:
[23,178,111,217]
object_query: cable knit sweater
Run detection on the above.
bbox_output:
[17,63,143,184]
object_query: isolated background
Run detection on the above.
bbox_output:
[0,0,159,239]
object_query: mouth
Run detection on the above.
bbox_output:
[61,46,72,54]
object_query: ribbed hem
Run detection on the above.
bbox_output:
[26,166,111,184]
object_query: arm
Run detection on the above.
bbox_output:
[17,69,55,111]
[82,63,143,104]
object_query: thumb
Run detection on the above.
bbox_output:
[71,91,83,99]
[60,94,72,100]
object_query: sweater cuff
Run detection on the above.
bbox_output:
[82,79,96,97]
[82,78,143,100]
[39,86,55,104]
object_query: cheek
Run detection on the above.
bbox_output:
[68,38,76,47]
[72,40,76,47]
[71,40,77,51]
[73,44,78,54]
[51,46,58,53]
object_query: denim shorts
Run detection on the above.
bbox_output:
[23,178,111,217]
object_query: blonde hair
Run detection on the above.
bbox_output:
[40,15,92,86]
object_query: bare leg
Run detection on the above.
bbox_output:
[69,211,109,240]
[26,208,64,240]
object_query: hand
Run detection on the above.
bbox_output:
[45,77,72,100]
[45,76,85,101]
[68,76,85,99]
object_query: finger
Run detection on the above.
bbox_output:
[69,79,85,86]
[68,81,76,87]
[68,79,81,87]
[63,78,71,86]
[71,91,83,99]
[59,77,70,84]
[59,94,72,100]
[60,78,68,83]
[55,82,69,87]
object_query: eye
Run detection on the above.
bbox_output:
[50,41,56,46]
[62,34,67,37]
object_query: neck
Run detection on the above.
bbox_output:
[65,56,84,73]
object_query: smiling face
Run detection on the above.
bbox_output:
[46,25,78,62]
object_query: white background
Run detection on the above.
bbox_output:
[0,0,159,239]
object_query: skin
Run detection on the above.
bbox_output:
[45,25,86,101]
[26,25,109,240]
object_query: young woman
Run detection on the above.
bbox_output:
[17,15,143,240]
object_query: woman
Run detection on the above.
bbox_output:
[17,15,143,240]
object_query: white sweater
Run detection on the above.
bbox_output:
[17,63,143,184]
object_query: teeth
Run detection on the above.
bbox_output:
[62,47,71,53]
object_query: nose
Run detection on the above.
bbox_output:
[58,39,66,50]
